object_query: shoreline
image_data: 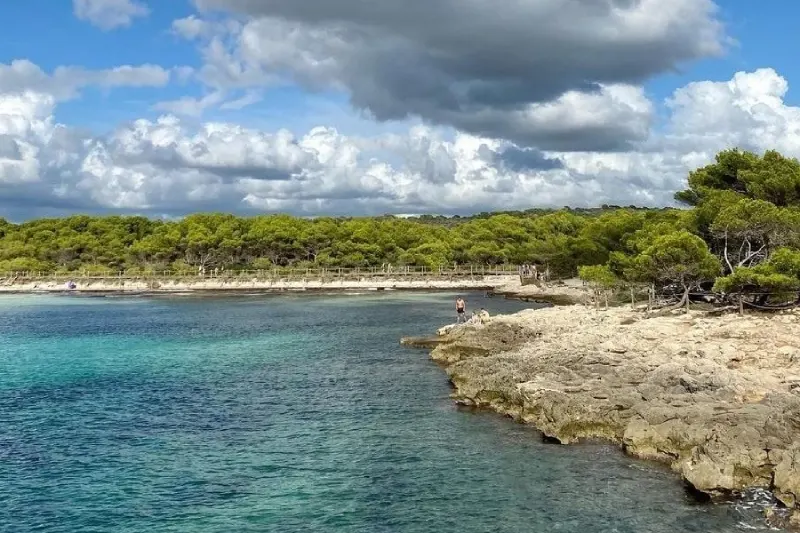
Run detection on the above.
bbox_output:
[0,275,590,303]
[0,276,516,295]
[489,278,590,306]
[403,305,800,529]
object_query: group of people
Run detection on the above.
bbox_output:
[519,264,548,281]
[455,296,490,325]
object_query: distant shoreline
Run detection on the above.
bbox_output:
[0,276,517,295]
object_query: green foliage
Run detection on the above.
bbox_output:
[626,231,720,289]
[0,210,649,274]
[714,248,800,294]
[578,265,617,289]
[0,257,52,272]
[711,198,783,238]
[579,264,618,308]
[739,150,800,207]
[713,267,799,295]
[766,247,800,277]
[677,148,800,210]
[675,148,757,205]
[708,198,800,272]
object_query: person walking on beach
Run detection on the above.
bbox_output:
[456,296,466,323]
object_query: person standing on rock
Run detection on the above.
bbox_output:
[456,296,466,323]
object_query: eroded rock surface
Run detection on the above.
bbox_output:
[424,306,800,520]
[492,278,591,305]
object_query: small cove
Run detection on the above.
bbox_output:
[0,292,775,532]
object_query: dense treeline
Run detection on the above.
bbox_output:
[0,205,674,275]
[579,149,800,308]
[4,148,800,307]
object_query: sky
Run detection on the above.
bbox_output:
[1,0,800,220]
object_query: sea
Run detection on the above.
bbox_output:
[0,291,777,532]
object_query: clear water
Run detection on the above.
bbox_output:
[0,292,774,533]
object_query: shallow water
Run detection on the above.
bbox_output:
[0,292,775,532]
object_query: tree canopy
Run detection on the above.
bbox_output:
[0,208,684,275]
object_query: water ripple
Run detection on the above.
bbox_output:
[0,293,776,532]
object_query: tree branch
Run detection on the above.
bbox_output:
[738,244,767,267]
[723,232,733,273]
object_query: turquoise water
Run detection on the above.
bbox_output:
[0,292,773,532]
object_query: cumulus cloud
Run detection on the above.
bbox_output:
[185,0,724,151]
[3,64,800,219]
[0,92,56,187]
[559,68,800,202]
[73,0,150,30]
[663,68,800,155]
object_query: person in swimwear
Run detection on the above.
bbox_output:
[455,296,466,323]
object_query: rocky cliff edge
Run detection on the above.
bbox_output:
[421,306,800,526]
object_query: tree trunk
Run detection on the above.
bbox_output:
[738,294,744,316]
[723,233,734,273]
[630,287,635,308]
[604,291,609,310]
[671,286,691,313]
[684,286,691,313]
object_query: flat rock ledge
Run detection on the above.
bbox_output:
[415,305,800,528]
[400,336,450,349]
[491,278,591,306]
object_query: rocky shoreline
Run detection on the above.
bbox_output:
[403,305,800,529]
[490,278,590,306]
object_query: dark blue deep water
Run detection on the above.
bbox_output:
[0,292,773,532]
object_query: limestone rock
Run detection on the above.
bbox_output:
[408,304,800,523]
[400,336,448,349]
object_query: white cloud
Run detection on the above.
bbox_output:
[153,89,263,117]
[3,65,800,218]
[0,92,55,185]
[153,92,226,117]
[8,2,800,221]
[172,15,208,39]
[664,68,800,155]
[73,0,150,30]
[555,68,800,207]
[0,60,172,102]
[219,90,262,110]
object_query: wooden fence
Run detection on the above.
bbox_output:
[0,264,522,282]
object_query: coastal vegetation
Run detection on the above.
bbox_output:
[0,204,668,275]
[3,148,800,306]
